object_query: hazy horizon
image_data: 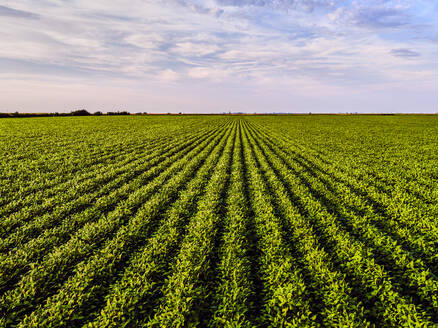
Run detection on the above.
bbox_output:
[1,1,438,113]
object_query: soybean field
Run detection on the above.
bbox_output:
[1,114,438,327]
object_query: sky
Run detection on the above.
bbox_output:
[1,0,438,113]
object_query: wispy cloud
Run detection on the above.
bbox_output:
[214,0,333,12]
[0,0,437,113]
[390,48,420,58]
[0,5,38,19]
[353,7,409,28]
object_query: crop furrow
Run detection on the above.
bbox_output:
[243,121,371,327]
[0,124,218,254]
[0,123,224,237]
[238,121,316,327]
[84,122,237,328]
[0,123,231,327]
[249,122,438,276]
[246,122,438,320]
[14,122,236,328]
[253,122,438,231]
[209,121,255,328]
[0,125,224,295]
[144,122,235,327]
[245,122,436,327]
[0,119,219,208]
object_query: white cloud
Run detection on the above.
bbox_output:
[172,42,221,57]
[159,69,180,81]
[0,0,437,112]
[187,67,230,81]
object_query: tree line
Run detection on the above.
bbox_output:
[0,110,133,118]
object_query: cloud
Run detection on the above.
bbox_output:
[171,42,222,57]
[390,48,420,58]
[0,5,38,19]
[353,7,409,28]
[214,0,333,11]
[0,0,437,113]
[173,0,224,17]
[159,69,179,81]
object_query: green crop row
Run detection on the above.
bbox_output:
[0,124,225,294]
[1,120,231,327]
[0,115,436,327]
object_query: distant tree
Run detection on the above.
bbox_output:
[107,111,130,116]
[71,109,91,116]
[93,111,103,116]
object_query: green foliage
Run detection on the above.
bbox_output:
[0,115,437,327]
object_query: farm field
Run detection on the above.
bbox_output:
[0,114,438,327]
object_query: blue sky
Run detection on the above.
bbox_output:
[1,0,437,113]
